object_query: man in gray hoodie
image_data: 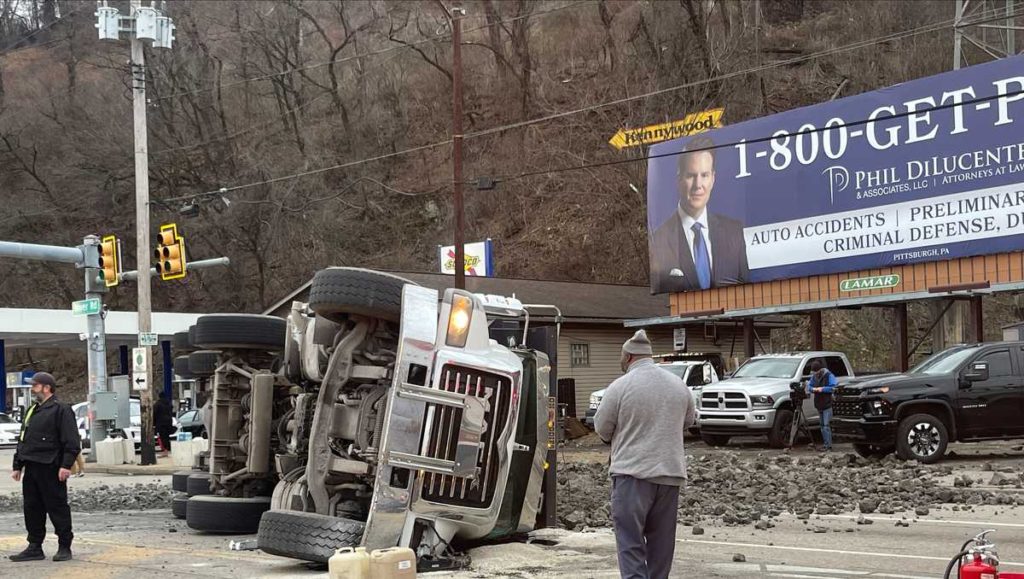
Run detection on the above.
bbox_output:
[594,330,696,579]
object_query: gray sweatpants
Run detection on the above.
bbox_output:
[610,475,680,579]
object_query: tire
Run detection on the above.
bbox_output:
[258,510,366,563]
[700,433,731,447]
[172,494,188,519]
[186,496,272,534]
[768,409,794,448]
[186,473,213,497]
[173,331,194,352]
[853,443,895,459]
[173,355,194,379]
[194,314,286,351]
[188,350,221,377]
[308,267,414,323]
[172,470,194,493]
[896,413,949,464]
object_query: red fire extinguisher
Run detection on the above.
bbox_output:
[946,530,1024,579]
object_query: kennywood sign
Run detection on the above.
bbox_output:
[647,55,1024,294]
[609,108,724,150]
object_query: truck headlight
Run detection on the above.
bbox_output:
[869,400,890,416]
[865,386,890,394]
[751,395,774,408]
[445,294,473,347]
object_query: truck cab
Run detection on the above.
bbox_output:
[833,341,1024,463]
[698,351,854,448]
[255,268,558,566]
[585,360,718,431]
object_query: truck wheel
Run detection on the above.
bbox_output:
[173,355,194,379]
[186,473,213,497]
[308,267,414,323]
[172,494,188,519]
[171,470,195,493]
[194,314,286,351]
[896,413,948,463]
[173,331,195,352]
[768,409,794,448]
[853,443,895,459]
[186,496,271,534]
[257,510,365,563]
[700,433,731,447]
[188,350,221,377]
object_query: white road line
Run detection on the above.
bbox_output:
[715,562,934,579]
[678,538,1024,568]
[819,514,1024,529]
[767,565,869,574]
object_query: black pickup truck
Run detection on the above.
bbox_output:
[832,342,1024,463]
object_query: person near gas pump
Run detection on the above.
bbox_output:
[807,360,837,451]
[154,392,174,458]
[8,372,81,563]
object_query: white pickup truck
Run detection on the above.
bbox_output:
[697,352,855,448]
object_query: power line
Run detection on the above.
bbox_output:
[150,0,591,104]
[156,7,1020,201]
[484,86,1024,184]
[464,4,1024,141]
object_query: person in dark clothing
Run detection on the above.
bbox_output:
[154,393,174,458]
[807,360,837,451]
[9,372,81,563]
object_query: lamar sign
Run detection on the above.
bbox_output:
[839,274,901,292]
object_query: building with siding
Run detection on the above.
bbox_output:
[262,272,787,419]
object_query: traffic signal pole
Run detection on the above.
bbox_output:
[130,4,157,466]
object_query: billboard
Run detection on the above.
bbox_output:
[439,239,494,276]
[648,55,1024,294]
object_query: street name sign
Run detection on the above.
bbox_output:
[71,298,101,316]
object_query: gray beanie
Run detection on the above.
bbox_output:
[622,330,653,357]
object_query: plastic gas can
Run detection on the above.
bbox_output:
[369,547,416,578]
[329,546,370,579]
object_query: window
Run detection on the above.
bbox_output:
[825,356,849,377]
[686,366,706,387]
[570,343,590,368]
[977,350,1012,378]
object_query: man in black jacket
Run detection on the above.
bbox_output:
[9,372,81,562]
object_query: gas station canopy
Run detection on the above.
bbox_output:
[0,308,205,349]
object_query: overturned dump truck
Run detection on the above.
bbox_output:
[256,268,559,565]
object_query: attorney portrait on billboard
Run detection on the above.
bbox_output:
[649,135,749,293]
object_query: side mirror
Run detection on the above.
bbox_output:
[702,364,712,384]
[962,362,989,384]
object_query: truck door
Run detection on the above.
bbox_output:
[957,348,1022,438]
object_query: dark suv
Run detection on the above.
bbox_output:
[832,342,1024,463]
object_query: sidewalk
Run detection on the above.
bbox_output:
[85,455,181,475]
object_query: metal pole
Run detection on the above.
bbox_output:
[452,2,466,290]
[955,0,965,70]
[120,256,231,282]
[161,340,172,402]
[82,236,109,461]
[118,345,129,375]
[743,318,755,358]
[0,241,83,264]
[809,311,823,350]
[131,0,156,465]
[894,303,909,372]
[0,339,6,413]
[970,295,985,343]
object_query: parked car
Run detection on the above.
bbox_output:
[0,412,20,447]
[833,342,1024,463]
[585,360,719,433]
[698,351,856,448]
[176,407,207,439]
[73,399,178,449]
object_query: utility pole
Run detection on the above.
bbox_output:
[451,2,466,290]
[130,0,156,466]
[96,0,175,465]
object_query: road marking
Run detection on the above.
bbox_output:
[679,537,1024,568]
[819,514,1024,529]
[714,563,933,579]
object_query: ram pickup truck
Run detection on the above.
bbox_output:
[698,351,855,448]
[832,342,1024,463]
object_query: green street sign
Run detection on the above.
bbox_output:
[840,274,901,292]
[72,298,102,316]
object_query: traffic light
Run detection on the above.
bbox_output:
[98,235,121,287]
[154,223,187,280]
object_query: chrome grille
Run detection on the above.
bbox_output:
[701,391,750,411]
[420,365,512,508]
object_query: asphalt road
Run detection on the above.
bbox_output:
[0,440,1020,578]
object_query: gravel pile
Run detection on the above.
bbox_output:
[557,452,1024,530]
[0,483,176,513]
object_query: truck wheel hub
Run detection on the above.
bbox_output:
[908,423,939,456]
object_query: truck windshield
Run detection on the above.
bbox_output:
[731,358,800,379]
[909,345,982,375]
[657,365,692,379]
